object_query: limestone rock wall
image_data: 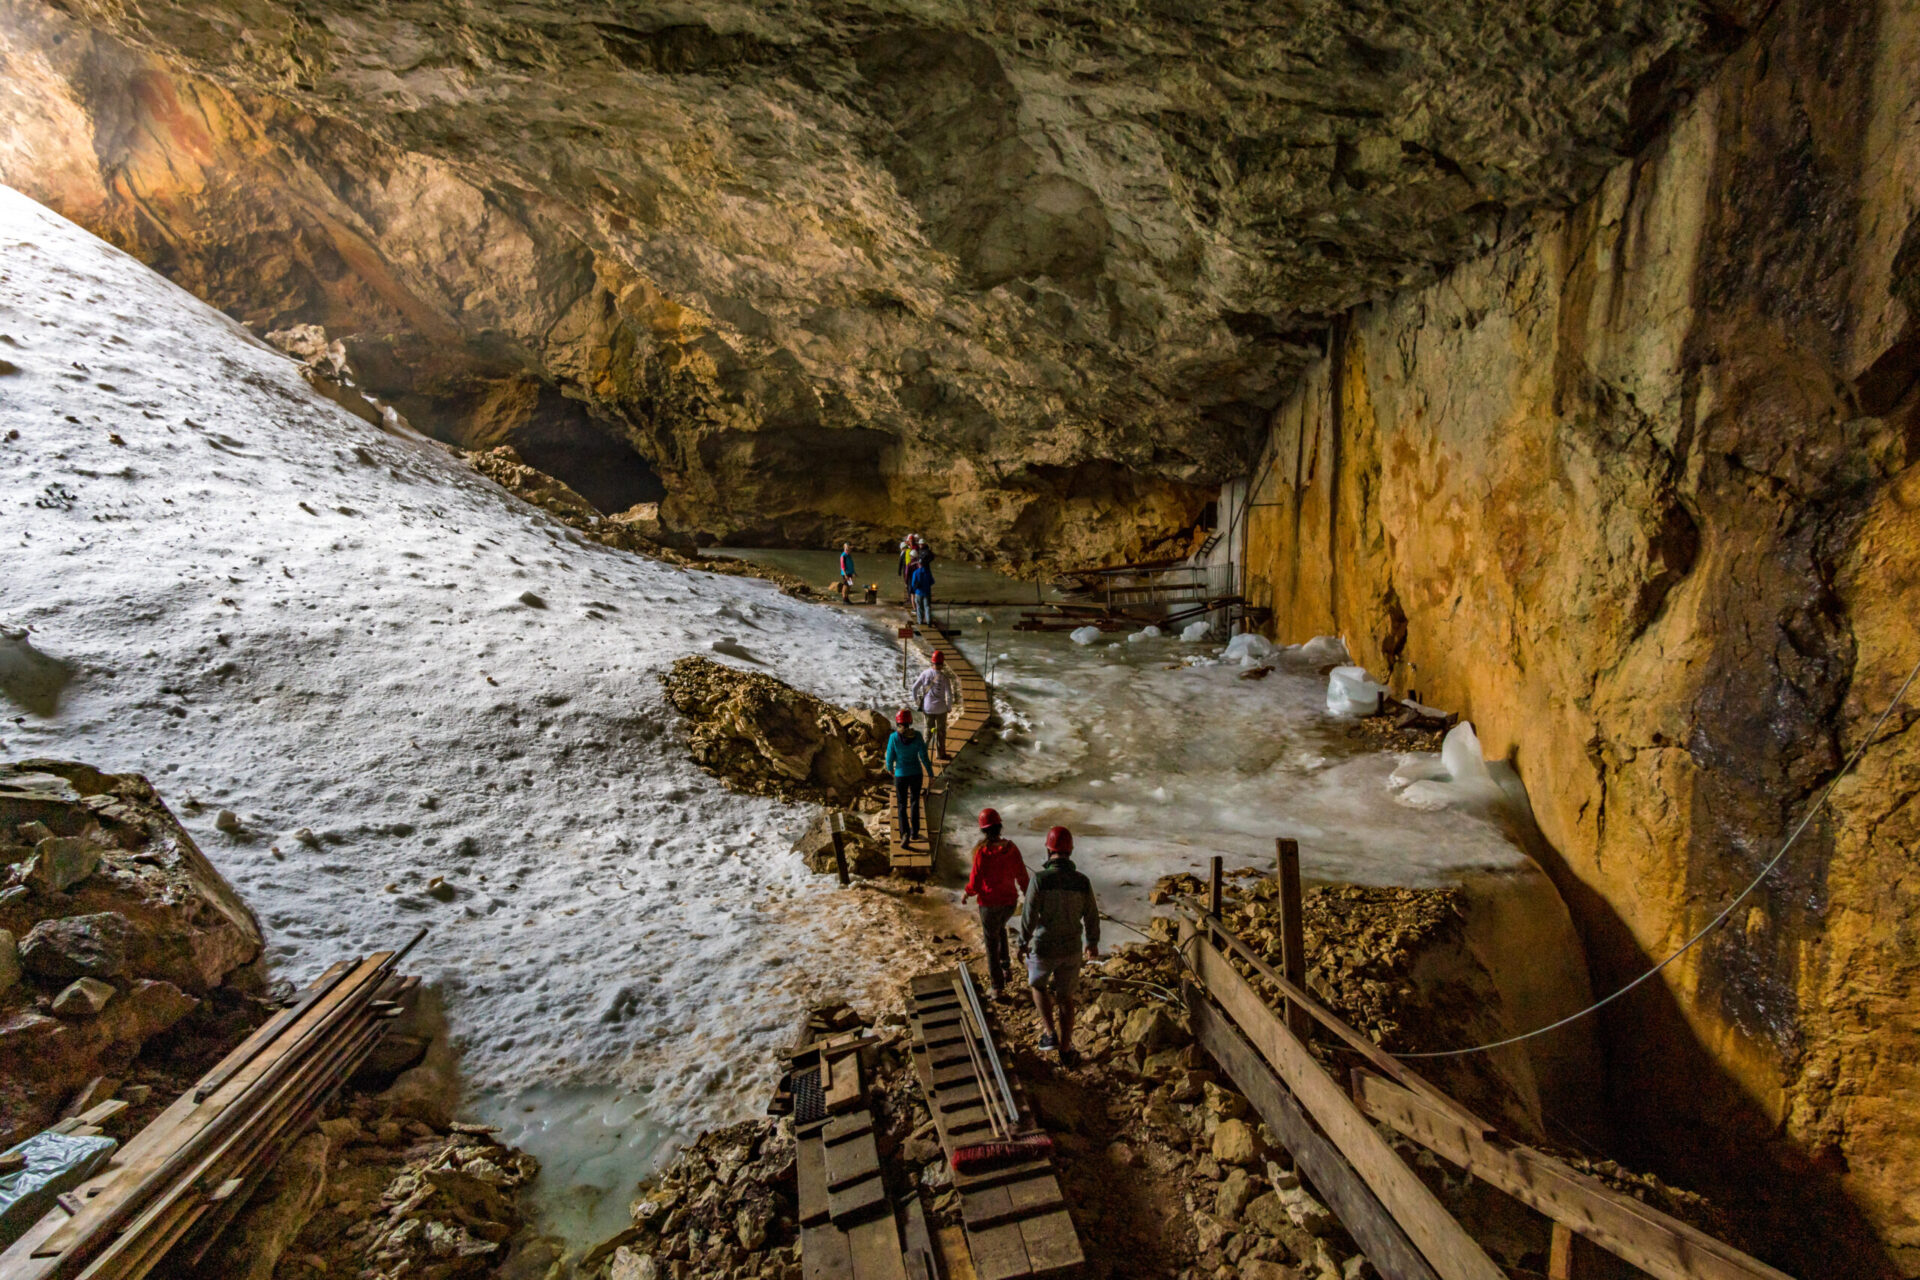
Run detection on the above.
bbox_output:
[1242,0,1920,1272]
[0,0,1743,562]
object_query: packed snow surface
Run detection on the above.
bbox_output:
[0,189,946,1239]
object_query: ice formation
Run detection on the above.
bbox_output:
[1222,632,1276,664]
[1181,621,1211,642]
[1070,625,1103,645]
[0,188,942,1158]
[1326,665,1390,716]
[1295,635,1349,664]
[1389,723,1501,811]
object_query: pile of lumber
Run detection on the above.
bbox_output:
[0,936,420,1280]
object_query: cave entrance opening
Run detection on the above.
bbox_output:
[510,424,665,517]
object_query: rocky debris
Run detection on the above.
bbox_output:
[791,809,891,879]
[51,976,115,1017]
[227,1096,538,1280]
[661,657,887,807]
[0,760,265,1140]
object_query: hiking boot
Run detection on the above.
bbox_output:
[1059,1047,1081,1068]
[1037,1031,1058,1053]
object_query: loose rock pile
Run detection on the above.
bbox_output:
[0,760,265,1138]
[221,1095,539,1280]
[661,657,888,808]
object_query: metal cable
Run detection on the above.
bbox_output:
[1395,653,1920,1059]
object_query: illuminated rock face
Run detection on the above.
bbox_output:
[1244,0,1920,1272]
[0,0,1736,562]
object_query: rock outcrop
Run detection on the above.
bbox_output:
[0,760,265,1139]
[0,0,1751,562]
[1241,0,1920,1271]
[662,657,887,807]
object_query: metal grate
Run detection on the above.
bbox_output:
[792,1066,826,1126]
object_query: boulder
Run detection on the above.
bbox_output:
[662,658,882,805]
[52,977,115,1017]
[0,929,18,996]
[609,1248,658,1280]
[1215,1167,1258,1222]
[1120,1005,1184,1053]
[21,836,103,893]
[1205,1081,1249,1120]
[20,913,133,980]
[1212,1118,1267,1167]
[793,810,890,879]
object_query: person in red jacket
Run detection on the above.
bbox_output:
[961,807,1029,999]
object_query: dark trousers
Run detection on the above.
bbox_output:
[979,904,1016,991]
[894,774,923,842]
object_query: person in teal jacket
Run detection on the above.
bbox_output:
[885,709,932,844]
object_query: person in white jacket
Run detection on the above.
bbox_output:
[911,649,958,758]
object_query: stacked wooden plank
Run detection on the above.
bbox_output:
[0,940,418,1280]
[788,1030,914,1280]
[880,623,992,875]
[904,972,1083,1280]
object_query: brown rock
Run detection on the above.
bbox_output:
[52,977,115,1017]
[1211,1119,1266,1167]
[21,913,133,980]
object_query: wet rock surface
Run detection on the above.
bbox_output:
[0,760,265,1140]
[0,0,1751,562]
[662,657,888,807]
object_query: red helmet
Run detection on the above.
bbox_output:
[930,650,944,665]
[977,807,1001,830]
[1045,826,1073,854]
[895,709,912,725]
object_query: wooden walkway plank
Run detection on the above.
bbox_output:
[886,621,992,874]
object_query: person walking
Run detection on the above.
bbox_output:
[884,708,931,845]
[961,808,1028,1000]
[837,543,856,603]
[1015,826,1100,1064]
[908,553,936,625]
[911,648,957,757]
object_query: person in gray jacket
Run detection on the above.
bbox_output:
[1015,825,1100,1063]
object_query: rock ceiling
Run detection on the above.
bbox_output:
[0,0,1750,559]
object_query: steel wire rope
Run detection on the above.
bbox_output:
[1392,652,1920,1060]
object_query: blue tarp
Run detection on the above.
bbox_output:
[0,1129,118,1249]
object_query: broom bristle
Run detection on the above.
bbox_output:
[951,1134,1054,1174]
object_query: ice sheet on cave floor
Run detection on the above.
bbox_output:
[704,550,1542,932]
[0,188,963,1237]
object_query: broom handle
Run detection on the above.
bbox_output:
[956,963,1022,1129]
[951,976,1009,1140]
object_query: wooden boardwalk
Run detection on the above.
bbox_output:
[876,620,992,874]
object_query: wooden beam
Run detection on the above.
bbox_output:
[1350,1071,1796,1280]
[1187,938,1506,1280]
[1186,987,1442,1280]
[1549,1222,1575,1280]
[1178,905,1488,1134]
[1274,838,1309,1041]
[1209,855,1223,917]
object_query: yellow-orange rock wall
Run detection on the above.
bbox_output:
[1246,1,1920,1273]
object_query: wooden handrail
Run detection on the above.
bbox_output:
[1175,902,1489,1132]
[1352,1070,1795,1280]
[1178,902,1798,1280]
[1183,930,1507,1280]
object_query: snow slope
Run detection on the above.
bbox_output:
[0,187,937,1138]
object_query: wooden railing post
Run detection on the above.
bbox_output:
[829,815,851,888]
[1209,855,1223,918]
[1549,1222,1575,1279]
[1276,837,1309,1039]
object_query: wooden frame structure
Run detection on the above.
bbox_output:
[1176,847,1796,1280]
[876,623,991,875]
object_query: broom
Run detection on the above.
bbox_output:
[948,965,1056,1174]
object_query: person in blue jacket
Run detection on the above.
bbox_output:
[907,553,935,625]
[837,542,856,603]
[885,709,932,844]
